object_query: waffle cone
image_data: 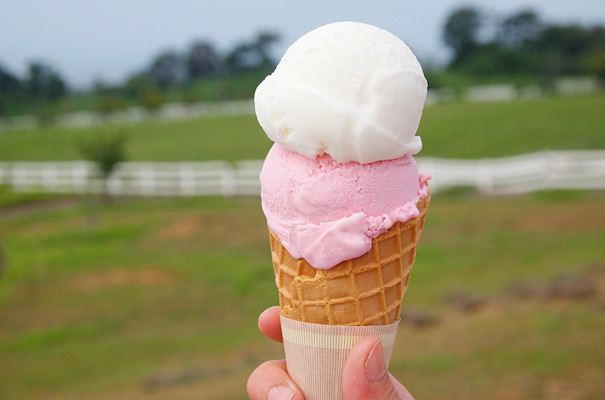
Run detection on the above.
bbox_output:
[270,191,430,326]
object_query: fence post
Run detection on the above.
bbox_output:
[72,162,90,193]
[0,163,7,185]
[179,163,196,196]
[11,164,28,190]
[220,163,237,196]
[477,161,495,194]
[140,164,156,196]
[545,150,558,191]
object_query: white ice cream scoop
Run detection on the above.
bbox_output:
[255,21,428,164]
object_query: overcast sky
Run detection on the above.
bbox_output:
[1,0,604,89]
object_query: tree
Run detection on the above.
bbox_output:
[95,94,129,116]
[530,24,605,76]
[139,86,165,113]
[78,132,127,198]
[585,49,605,78]
[498,10,540,48]
[224,43,254,73]
[443,7,483,64]
[0,64,20,96]
[254,31,280,71]
[27,63,45,98]
[0,63,21,116]
[532,25,589,58]
[122,71,154,99]
[94,81,129,116]
[186,41,221,79]
[26,62,67,100]
[149,51,185,90]
[224,31,280,74]
[585,26,605,53]
[451,43,538,76]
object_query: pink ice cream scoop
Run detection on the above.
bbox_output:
[260,143,430,270]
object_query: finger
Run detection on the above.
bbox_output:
[342,336,403,400]
[258,306,283,343]
[390,373,415,400]
[247,360,304,400]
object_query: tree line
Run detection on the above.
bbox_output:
[0,62,67,117]
[442,7,605,85]
[1,8,605,118]
[115,30,279,104]
[0,30,280,118]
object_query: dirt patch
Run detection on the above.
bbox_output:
[72,268,174,291]
[155,217,205,241]
[0,196,79,219]
[150,211,267,249]
[543,369,605,399]
[510,203,605,233]
[506,271,600,301]
[400,307,441,328]
[445,289,489,312]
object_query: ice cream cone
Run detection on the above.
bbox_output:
[270,192,430,326]
[256,22,432,399]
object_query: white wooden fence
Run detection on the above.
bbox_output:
[421,150,605,194]
[0,151,604,197]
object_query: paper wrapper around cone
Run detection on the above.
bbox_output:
[268,192,430,400]
[280,316,399,400]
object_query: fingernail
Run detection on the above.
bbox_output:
[365,340,387,382]
[268,385,295,400]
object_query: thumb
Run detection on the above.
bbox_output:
[342,336,412,400]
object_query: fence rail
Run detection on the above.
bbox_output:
[1,151,604,197]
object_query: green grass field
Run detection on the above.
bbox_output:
[1,93,604,399]
[1,93,605,161]
[0,192,603,399]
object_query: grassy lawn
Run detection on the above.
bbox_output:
[0,191,604,399]
[1,93,604,162]
[0,93,603,399]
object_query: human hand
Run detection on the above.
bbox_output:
[247,306,414,400]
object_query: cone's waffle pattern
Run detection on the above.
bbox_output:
[270,193,430,326]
